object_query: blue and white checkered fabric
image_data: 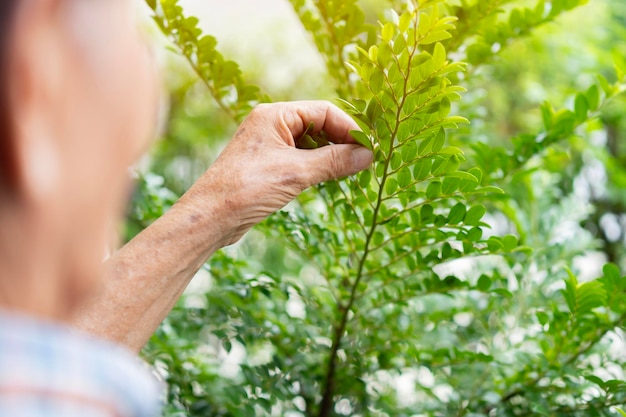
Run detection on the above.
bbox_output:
[0,311,162,417]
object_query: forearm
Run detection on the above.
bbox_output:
[72,173,233,352]
[70,101,370,353]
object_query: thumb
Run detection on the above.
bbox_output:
[302,144,374,186]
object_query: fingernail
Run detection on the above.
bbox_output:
[351,147,374,171]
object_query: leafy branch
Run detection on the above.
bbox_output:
[316,2,498,414]
[453,0,593,66]
[147,0,267,123]
[497,266,626,413]
[288,0,372,98]
[141,1,626,415]
[474,73,626,184]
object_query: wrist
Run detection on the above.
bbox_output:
[174,166,246,249]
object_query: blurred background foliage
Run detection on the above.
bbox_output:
[130,0,626,416]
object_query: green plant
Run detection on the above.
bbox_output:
[140,0,626,416]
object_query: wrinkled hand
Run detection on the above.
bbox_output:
[180,101,373,247]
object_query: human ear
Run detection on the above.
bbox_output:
[6,0,65,202]
[13,124,62,203]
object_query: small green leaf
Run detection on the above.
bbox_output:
[466,227,482,242]
[350,130,373,150]
[563,268,579,314]
[541,101,554,128]
[414,158,433,180]
[223,339,232,353]
[411,52,431,68]
[421,30,453,45]
[426,181,442,199]
[441,242,453,259]
[477,275,492,291]
[378,43,393,65]
[393,35,407,55]
[563,268,607,317]
[358,62,375,82]
[468,167,483,183]
[421,204,434,223]
[385,178,399,195]
[418,135,434,156]
[298,134,318,149]
[502,235,519,252]
[510,8,523,28]
[366,97,383,121]
[359,169,372,189]
[472,186,505,195]
[368,45,379,63]
[431,156,446,176]
[447,203,466,224]
[439,97,451,118]
[438,146,464,155]
[465,205,486,226]
[597,73,612,95]
[574,93,589,121]
[399,11,413,33]
[492,288,513,298]
[585,84,600,111]
[381,22,395,42]
[397,122,413,143]
[438,154,461,175]
[397,168,412,189]
[442,176,460,194]
[390,152,403,171]
[401,141,418,162]
[602,263,621,282]
[575,280,607,316]
[536,311,550,326]
[432,42,446,68]
[433,128,446,152]
[370,71,385,94]
[487,237,503,252]
[530,403,551,416]
[447,171,478,184]
[373,231,384,246]
[445,115,470,126]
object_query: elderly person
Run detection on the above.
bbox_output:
[0,0,373,416]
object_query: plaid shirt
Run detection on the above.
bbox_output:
[0,311,162,417]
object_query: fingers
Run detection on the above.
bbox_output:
[300,144,374,186]
[283,101,373,184]
[256,101,361,145]
[237,101,373,190]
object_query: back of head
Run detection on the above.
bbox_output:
[0,0,18,190]
[0,0,161,320]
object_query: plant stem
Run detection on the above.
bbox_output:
[316,1,356,99]
[317,10,422,416]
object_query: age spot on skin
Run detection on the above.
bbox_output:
[224,198,235,210]
[278,172,302,189]
[247,140,262,153]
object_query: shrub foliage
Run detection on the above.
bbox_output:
[141,0,626,416]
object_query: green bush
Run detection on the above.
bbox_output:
[138,0,626,415]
